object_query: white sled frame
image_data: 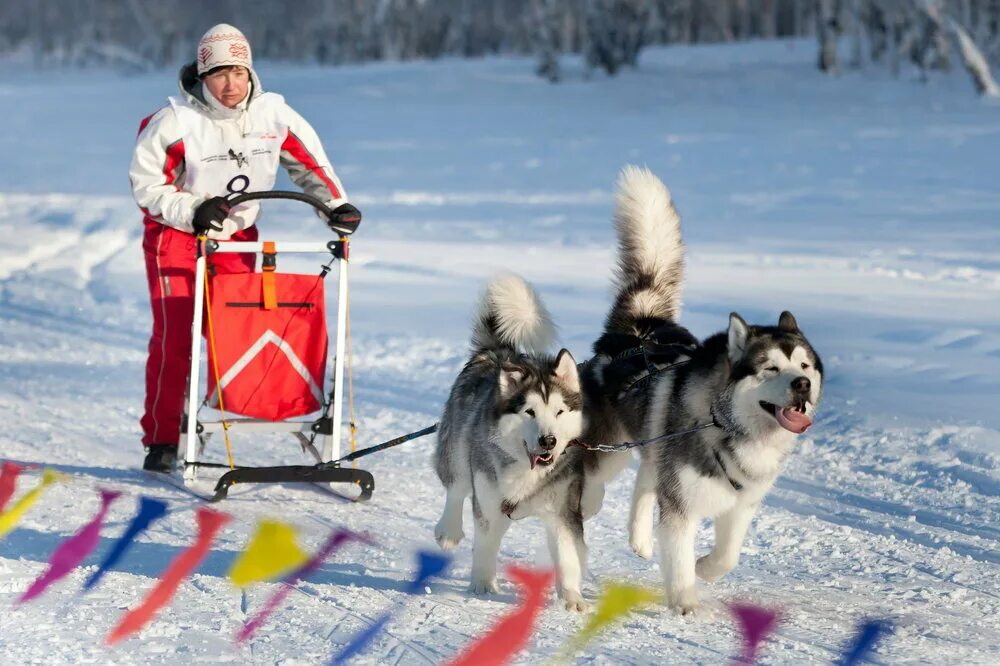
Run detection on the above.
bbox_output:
[183,240,349,481]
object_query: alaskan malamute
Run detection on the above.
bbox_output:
[593,166,824,614]
[432,274,592,610]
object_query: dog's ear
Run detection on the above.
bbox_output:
[498,364,524,398]
[778,311,799,333]
[552,349,580,393]
[728,313,749,364]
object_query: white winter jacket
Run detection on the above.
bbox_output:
[129,64,348,240]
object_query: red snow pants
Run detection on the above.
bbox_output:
[140,220,258,447]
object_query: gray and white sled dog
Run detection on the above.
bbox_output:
[432,274,593,611]
[591,165,824,614]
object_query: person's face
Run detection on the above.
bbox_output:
[203,66,249,108]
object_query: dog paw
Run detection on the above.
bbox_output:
[469,578,500,596]
[560,590,590,613]
[695,555,733,582]
[434,521,464,551]
[668,588,699,616]
[630,532,654,560]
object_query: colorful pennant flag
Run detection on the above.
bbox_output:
[0,461,26,511]
[0,469,61,539]
[838,619,893,666]
[83,496,169,592]
[106,506,231,645]
[237,528,368,644]
[19,489,121,603]
[228,519,309,588]
[561,583,661,659]
[447,566,555,666]
[331,550,452,665]
[729,603,781,664]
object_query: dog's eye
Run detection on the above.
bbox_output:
[556,409,564,416]
[801,363,810,370]
[525,409,535,417]
[765,366,779,373]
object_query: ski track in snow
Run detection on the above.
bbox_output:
[1,40,999,664]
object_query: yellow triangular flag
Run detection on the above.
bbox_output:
[228,519,309,587]
[563,583,662,658]
[0,469,62,539]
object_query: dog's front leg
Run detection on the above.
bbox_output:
[544,516,590,612]
[629,459,657,559]
[657,516,698,615]
[435,480,470,550]
[470,476,509,595]
[696,502,757,582]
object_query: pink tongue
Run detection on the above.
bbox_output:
[775,407,812,434]
[530,454,541,469]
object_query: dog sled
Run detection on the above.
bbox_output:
[176,178,387,502]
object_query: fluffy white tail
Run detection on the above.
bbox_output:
[471,273,555,355]
[605,165,684,334]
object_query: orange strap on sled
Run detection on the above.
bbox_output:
[261,241,277,310]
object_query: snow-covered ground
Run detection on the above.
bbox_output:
[1,39,998,664]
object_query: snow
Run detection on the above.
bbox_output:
[1,39,998,664]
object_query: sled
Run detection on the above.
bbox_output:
[180,182,374,502]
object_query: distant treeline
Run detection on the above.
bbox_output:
[0,0,821,68]
[2,1,998,94]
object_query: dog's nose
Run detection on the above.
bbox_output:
[539,435,557,450]
[791,376,811,394]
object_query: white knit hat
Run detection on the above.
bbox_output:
[196,24,253,76]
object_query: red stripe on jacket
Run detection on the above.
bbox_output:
[280,130,341,199]
[163,139,185,190]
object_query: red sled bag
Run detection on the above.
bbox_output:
[205,272,328,421]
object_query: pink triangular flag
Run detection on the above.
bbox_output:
[18,489,121,603]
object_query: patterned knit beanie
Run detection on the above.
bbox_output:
[196,24,253,76]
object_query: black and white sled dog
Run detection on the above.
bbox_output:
[432,274,593,611]
[593,166,824,614]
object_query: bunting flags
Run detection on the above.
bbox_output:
[0,460,898,663]
[562,583,661,659]
[0,468,61,539]
[237,528,367,644]
[106,507,231,645]
[331,550,452,665]
[447,566,555,666]
[729,603,781,664]
[19,489,121,603]
[228,519,309,588]
[838,619,893,666]
[83,497,169,592]
[0,461,26,511]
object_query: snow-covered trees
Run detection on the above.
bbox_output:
[818,0,1000,96]
[3,0,997,94]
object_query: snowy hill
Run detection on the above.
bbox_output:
[0,40,998,664]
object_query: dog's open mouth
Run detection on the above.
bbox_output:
[523,441,555,469]
[759,401,813,434]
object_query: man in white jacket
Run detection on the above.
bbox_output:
[130,24,361,472]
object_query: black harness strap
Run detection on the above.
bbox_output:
[713,450,743,491]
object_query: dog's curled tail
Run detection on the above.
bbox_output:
[471,273,555,355]
[604,165,684,336]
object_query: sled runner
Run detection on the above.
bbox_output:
[180,180,374,502]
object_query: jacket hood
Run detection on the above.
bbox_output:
[177,61,264,118]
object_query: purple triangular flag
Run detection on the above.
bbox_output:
[729,602,780,664]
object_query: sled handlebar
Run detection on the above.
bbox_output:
[225,184,360,236]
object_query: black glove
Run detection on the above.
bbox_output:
[327,203,362,232]
[192,196,232,235]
